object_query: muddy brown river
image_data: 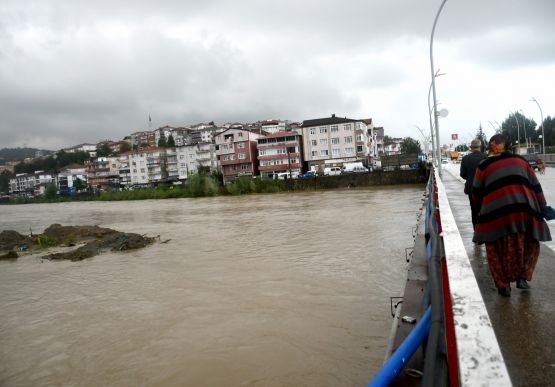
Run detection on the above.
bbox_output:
[0,186,423,386]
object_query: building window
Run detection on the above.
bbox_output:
[222,144,228,150]
[238,142,245,148]
[241,164,249,170]
[344,136,353,143]
[320,149,329,156]
[320,138,328,146]
[259,149,266,155]
[331,137,339,144]
[345,147,354,154]
[356,134,363,141]
[332,148,340,156]
[311,140,317,146]
[229,154,235,160]
[238,132,243,137]
[319,126,328,134]
[238,153,246,159]
[311,150,318,157]
[310,128,316,135]
[344,124,352,131]
[357,145,364,152]
[331,125,338,133]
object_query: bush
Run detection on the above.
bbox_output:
[184,174,220,197]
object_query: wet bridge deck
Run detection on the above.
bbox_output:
[441,166,555,386]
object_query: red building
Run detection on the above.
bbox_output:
[215,128,262,183]
[257,131,303,179]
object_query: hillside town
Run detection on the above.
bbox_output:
[1,115,414,198]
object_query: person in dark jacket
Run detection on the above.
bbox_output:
[460,139,487,228]
[472,134,551,297]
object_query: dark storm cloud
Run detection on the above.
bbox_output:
[0,0,554,149]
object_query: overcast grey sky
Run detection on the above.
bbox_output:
[1,0,554,150]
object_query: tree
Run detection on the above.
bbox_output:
[119,142,131,153]
[96,143,112,157]
[475,123,488,151]
[167,134,175,147]
[540,115,555,148]
[455,144,469,152]
[0,170,13,193]
[400,137,422,154]
[73,177,86,192]
[45,182,58,198]
[158,136,167,148]
[500,112,537,146]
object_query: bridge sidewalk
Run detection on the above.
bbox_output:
[440,165,555,387]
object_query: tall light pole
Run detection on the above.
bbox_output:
[430,0,448,175]
[530,97,545,154]
[428,69,445,165]
[513,111,520,154]
[519,110,528,150]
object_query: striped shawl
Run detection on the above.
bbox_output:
[472,152,551,243]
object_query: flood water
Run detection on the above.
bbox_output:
[0,186,424,386]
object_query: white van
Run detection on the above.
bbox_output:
[324,166,342,176]
[341,162,369,174]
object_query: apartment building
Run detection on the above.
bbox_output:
[57,164,87,194]
[85,157,121,191]
[300,114,374,172]
[257,131,303,179]
[215,128,261,183]
[176,143,217,179]
[120,147,169,186]
[9,171,55,195]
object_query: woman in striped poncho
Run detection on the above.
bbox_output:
[472,134,551,297]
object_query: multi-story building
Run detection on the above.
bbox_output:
[257,131,303,179]
[300,114,374,172]
[215,128,261,183]
[120,147,168,186]
[85,157,121,191]
[129,131,156,148]
[56,164,87,193]
[176,143,217,179]
[9,171,55,195]
[63,143,97,157]
[383,137,403,155]
[259,120,289,134]
[190,123,218,144]
[165,148,179,182]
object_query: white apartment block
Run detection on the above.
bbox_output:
[121,147,168,186]
[301,114,375,171]
[9,172,55,195]
[176,143,217,179]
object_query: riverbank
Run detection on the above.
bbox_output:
[5,168,428,204]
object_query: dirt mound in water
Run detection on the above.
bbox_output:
[0,230,32,252]
[0,224,156,261]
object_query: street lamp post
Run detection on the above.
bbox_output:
[513,112,520,154]
[428,69,445,166]
[430,0,448,175]
[530,97,545,154]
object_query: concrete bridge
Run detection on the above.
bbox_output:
[440,164,555,386]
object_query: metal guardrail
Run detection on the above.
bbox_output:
[434,169,512,386]
[370,167,512,386]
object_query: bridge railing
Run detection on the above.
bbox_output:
[369,168,512,386]
[433,168,511,386]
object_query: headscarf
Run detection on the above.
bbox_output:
[488,134,508,157]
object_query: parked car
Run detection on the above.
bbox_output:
[522,154,545,173]
[299,171,317,179]
[341,162,369,174]
[323,166,342,176]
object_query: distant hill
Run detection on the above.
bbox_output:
[0,147,54,164]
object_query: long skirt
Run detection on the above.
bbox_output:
[485,232,540,289]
